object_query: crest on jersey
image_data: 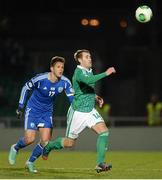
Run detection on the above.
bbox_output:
[50,87,55,90]
[30,123,35,128]
[58,87,63,93]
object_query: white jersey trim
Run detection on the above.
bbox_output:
[32,73,48,83]
[61,75,72,85]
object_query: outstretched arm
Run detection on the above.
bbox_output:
[78,67,116,85]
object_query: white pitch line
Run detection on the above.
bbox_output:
[40,167,93,170]
[40,167,162,171]
[127,168,162,171]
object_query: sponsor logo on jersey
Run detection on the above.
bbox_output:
[37,123,45,127]
[43,86,47,90]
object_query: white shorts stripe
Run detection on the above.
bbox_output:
[24,108,31,130]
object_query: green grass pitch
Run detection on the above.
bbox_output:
[0,151,162,178]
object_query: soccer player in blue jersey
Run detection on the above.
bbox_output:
[8,56,74,173]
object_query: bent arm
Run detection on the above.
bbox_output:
[64,80,74,103]
[18,80,34,109]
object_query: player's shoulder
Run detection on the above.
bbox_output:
[75,66,87,76]
[73,66,81,75]
[76,65,87,73]
[32,72,48,82]
[61,75,72,84]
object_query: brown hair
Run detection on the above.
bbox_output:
[50,56,65,67]
[74,49,90,64]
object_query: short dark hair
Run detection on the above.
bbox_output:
[50,56,65,67]
[74,49,90,64]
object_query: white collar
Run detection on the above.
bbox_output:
[77,65,92,73]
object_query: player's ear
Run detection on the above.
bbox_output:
[50,66,54,72]
[78,58,82,64]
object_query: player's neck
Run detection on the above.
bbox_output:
[48,72,59,83]
[78,65,92,72]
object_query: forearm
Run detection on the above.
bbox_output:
[18,85,30,109]
[67,95,74,104]
[81,72,107,84]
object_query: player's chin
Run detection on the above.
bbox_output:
[88,64,92,68]
[57,74,63,78]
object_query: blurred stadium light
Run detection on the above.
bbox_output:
[120,19,128,28]
[89,18,100,26]
[81,18,89,26]
[0,0,162,121]
[81,18,100,27]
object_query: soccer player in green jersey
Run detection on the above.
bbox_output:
[42,49,116,173]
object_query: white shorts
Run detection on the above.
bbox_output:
[66,106,104,139]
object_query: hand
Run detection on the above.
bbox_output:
[96,95,104,108]
[106,67,116,76]
[16,108,23,119]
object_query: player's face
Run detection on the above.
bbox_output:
[79,52,92,69]
[51,62,64,78]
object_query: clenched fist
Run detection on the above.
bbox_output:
[105,67,116,76]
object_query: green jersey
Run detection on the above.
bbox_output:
[72,65,108,112]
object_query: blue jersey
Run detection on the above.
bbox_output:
[18,72,74,113]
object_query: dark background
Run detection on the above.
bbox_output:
[0,0,162,117]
